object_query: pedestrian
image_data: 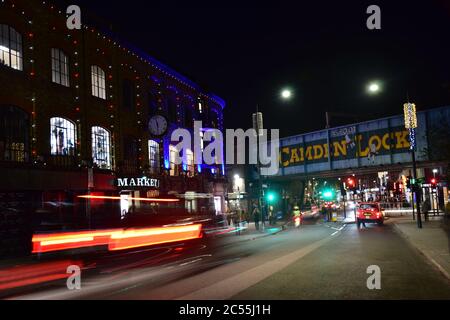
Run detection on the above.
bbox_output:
[268,205,274,226]
[252,205,260,231]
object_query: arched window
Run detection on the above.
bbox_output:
[0,106,29,162]
[50,117,76,156]
[51,48,70,87]
[0,25,23,70]
[91,65,106,99]
[148,140,160,174]
[91,126,111,169]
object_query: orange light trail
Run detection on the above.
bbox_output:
[77,195,180,202]
[108,224,203,251]
[0,260,81,291]
[31,224,203,254]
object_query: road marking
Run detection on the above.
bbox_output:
[176,234,336,300]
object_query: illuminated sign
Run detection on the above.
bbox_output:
[280,127,411,168]
[116,177,160,189]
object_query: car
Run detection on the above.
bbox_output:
[357,202,385,227]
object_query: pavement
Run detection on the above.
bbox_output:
[390,215,450,280]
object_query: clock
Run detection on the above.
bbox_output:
[148,115,168,137]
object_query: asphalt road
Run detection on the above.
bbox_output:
[5,219,450,300]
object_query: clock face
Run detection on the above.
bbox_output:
[148,115,168,137]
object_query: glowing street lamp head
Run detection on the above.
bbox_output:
[281,89,292,99]
[367,82,380,94]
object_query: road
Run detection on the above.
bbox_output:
[3,218,450,300]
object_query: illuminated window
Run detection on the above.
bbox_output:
[51,48,70,87]
[198,102,203,114]
[185,148,194,177]
[148,140,160,174]
[0,106,29,162]
[91,65,106,99]
[92,126,111,169]
[0,25,23,70]
[50,117,76,156]
[169,145,179,176]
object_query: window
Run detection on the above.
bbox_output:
[91,65,106,99]
[0,25,23,70]
[148,140,160,174]
[169,145,179,176]
[122,79,135,111]
[50,117,76,156]
[92,126,111,169]
[51,48,70,87]
[198,102,203,114]
[185,148,194,177]
[0,106,29,162]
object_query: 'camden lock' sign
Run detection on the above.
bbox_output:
[116,177,160,189]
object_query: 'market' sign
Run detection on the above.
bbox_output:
[116,177,160,189]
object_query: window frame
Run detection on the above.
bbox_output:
[91,126,112,169]
[50,117,77,156]
[0,24,23,71]
[148,140,160,174]
[91,65,106,99]
[51,48,70,87]
[0,105,29,162]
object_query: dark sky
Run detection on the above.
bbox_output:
[62,0,450,137]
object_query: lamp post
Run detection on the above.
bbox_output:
[252,88,293,229]
[404,102,422,228]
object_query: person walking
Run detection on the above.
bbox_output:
[252,205,260,231]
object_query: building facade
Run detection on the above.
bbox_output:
[0,0,227,256]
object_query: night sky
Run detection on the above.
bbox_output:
[59,0,450,137]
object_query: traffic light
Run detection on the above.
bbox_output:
[347,177,356,190]
[430,178,438,187]
[266,191,277,203]
[322,188,335,201]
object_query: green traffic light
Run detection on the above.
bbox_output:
[266,191,276,203]
[322,188,335,200]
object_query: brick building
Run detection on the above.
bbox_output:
[0,0,227,256]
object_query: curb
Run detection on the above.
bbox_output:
[392,222,450,281]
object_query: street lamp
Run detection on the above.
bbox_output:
[367,82,381,94]
[433,169,438,178]
[281,89,292,100]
